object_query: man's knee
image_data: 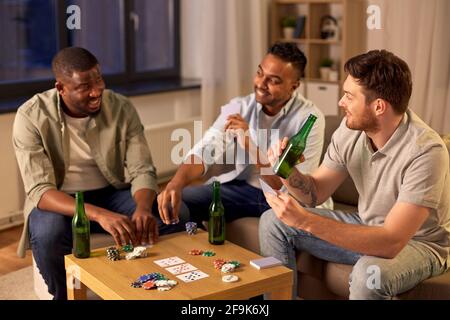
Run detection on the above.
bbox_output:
[259,209,289,236]
[349,256,390,300]
[178,201,190,224]
[258,210,287,252]
[259,209,278,235]
[29,208,72,250]
[182,185,211,206]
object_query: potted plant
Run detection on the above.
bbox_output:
[281,16,296,39]
[319,57,333,80]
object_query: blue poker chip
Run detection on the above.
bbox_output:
[138,273,153,283]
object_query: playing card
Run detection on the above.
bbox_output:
[165,263,198,275]
[259,178,277,196]
[218,102,241,125]
[176,270,209,283]
[153,256,185,267]
[221,102,240,118]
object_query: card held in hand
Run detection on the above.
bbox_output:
[259,178,277,196]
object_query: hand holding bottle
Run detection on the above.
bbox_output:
[271,114,316,179]
[268,137,305,171]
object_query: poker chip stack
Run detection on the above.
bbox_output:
[106,246,121,261]
[185,222,198,235]
[131,272,167,288]
[188,249,203,255]
[202,250,216,257]
[213,259,241,273]
[131,272,177,291]
[154,279,178,291]
[213,259,226,270]
[221,263,236,273]
[125,246,147,260]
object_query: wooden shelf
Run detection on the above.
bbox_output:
[304,77,340,84]
[271,0,366,115]
[278,38,341,45]
[277,0,343,4]
[309,39,341,45]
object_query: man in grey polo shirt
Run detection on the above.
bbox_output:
[259,49,450,299]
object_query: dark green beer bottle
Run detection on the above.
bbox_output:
[208,181,225,245]
[72,191,90,258]
[273,114,317,179]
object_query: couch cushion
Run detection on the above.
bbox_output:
[298,273,341,299]
[397,270,450,300]
[323,262,352,298]
[226,217,260,254]
[296,251,325,280]
[309,259,450,299]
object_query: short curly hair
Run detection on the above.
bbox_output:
[268,42,307,80]
[344,50,412,114]
[52,47,98,79]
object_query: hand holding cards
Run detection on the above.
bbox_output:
[218,102,240,126]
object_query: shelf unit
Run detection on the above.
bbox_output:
[271,0,366,115]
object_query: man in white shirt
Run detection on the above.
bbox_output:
[157,42,328,226]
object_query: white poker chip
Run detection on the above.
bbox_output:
[125,246,147,260]
[221,263,236,273]
[154,280,169,287]
[157,286,172,291]
[167,280,178,286]
[222,275,239,283]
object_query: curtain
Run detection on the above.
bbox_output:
[200,0,270,127]
[367,0,450,134]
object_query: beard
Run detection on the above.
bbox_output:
[345,107,379,132]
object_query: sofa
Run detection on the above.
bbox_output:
[34,116,450,300]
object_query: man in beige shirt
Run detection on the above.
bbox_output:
[260,50,450,299]
[12,47,188,299]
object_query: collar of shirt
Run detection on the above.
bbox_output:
[363,111,409,158]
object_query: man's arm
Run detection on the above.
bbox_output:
[124,104,159,197]
[12,107,140,247]
[267,137,348,206]
[38,189,137,246]
[158,155,205,224]
[132,188,158,245]
[284,164,347,207]
[225,114,285,189]
[266,192,430,258]
[158,106,243,223]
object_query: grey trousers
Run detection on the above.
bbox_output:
[259,208,447,299]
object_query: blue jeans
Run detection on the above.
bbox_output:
[182,180,270,224]
[29,186,189,300]
[259,208,446,300]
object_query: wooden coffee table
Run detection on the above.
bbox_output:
[64,230,293,300]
